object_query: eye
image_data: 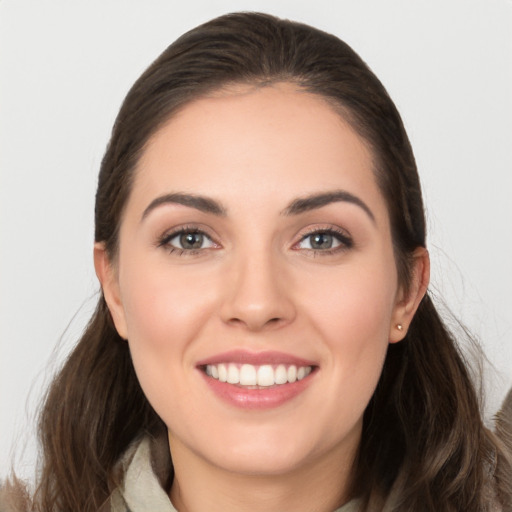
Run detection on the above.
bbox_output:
[296,228,353,253]
[172,232,212,250]
[158,228,217,254]
[300,232,339,250]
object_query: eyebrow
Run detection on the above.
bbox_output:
[141,189,375,223]
[282,190,375,223]
[141,193,227,221]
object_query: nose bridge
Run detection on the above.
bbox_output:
[221,241,295,331]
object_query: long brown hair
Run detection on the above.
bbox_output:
[21,12,512,511]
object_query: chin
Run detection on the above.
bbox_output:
[209,444,313,477]
[195,421,339,476]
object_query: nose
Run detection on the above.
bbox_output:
[220,248,296,332]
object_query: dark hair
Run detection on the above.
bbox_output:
[28,12,511,511]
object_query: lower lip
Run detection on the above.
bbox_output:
[199,370,315,410]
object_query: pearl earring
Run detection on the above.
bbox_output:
[397,324,403,331]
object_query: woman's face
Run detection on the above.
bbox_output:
[98,83,422,478]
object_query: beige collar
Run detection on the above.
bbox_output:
[114,436,359,512]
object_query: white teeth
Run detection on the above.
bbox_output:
[275,364,288,385]
[257,365,274,387]
[297,367,312,380]
[218,363,227,383]
[204,363,313,387]
[227,364,239,384]
[239,364,257,385]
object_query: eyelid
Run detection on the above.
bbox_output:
[292,224,354,253]
[157,224,221,253]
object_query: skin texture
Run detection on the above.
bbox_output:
[95,83,429,512]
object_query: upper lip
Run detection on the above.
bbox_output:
[196,349,317,367]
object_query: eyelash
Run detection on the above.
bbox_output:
[294,226,354,256]
[157,225,218,256]
[157,225,354,257]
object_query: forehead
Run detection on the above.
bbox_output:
[131,83,386,219]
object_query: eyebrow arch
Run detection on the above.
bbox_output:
[283,190,375,223]
[141,193,227,221]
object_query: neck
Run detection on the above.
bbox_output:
[168,431,359,512]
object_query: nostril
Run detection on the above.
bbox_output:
[226,316,285,331]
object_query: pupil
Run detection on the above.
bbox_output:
[311,233,332,249]
[180,232,203,249]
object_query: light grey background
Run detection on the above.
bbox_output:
[1,0,511,480]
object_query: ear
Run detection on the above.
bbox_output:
[389,247,430,343]
[94,242,128,340]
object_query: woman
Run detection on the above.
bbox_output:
[2,12,511,512]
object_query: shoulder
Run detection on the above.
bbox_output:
[101,431,175,512]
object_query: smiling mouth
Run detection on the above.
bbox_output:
[203,363,313,388]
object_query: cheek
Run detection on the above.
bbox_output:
[117,260,218,408]
[304,256,397,341]
[301,257,397,404]
[120,255,217,343]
